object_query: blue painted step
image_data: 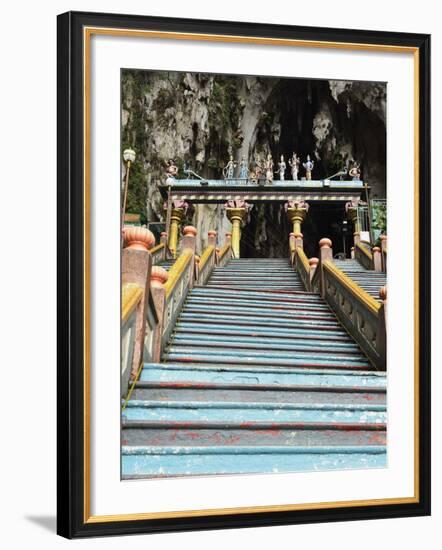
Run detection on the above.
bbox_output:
[173,322,354,341]
[139,362,386,388]
[122,445,386,478]
[333,260,387,300]
[122,258,386,478]
[123,400,386,424]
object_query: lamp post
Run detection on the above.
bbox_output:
[122,148,136,221]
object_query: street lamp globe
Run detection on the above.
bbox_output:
[123,148,136,163]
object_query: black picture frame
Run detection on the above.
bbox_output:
[57,10,431,539]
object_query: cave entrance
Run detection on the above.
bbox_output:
[302,202,350,259]
[239,201,350,260]
[240,203,290,259]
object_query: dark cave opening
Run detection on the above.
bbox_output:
[240,202,351,259]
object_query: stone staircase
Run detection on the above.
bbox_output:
[333,259,387,300]
[122,258,386,478]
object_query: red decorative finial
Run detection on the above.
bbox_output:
[123,226,155,251]
[150,266,169,288]
[309,257,319,267]
[379,285,387,301]
[319,238,332,249]
[183,225,197,237]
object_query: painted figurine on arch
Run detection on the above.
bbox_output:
[303,154,314,180]
[238,155,249,180]
[288,152,300,181]
[276,154,286,181]
[223,155,237,180]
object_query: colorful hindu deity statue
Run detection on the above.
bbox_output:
[303,154,314,180]
[238,155,249,179]
[264,154,274,184]
[223,155,237,179]
[288,152,300,181]
[349,161,361,180]
[276,154,286,181]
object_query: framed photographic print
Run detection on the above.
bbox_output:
[57,11,431,538]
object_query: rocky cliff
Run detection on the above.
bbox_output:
[122,70,386,256]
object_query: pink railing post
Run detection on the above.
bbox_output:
[309,257,319,287]
[294,232,304,249]
[122,226,155,380]
[318,238,333,297]
[373,246,383,272]
[377,285,387,369]
[150,266,169,362]
[208,229,217,247]
[182,226,197,286]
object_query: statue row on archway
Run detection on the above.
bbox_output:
[164,156,361,184]
[223,153,314,183]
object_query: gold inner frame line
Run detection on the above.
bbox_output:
[83,26,420,524]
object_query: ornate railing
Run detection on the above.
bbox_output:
[218,241,232,267]
[150,243,165,265]
[121,283,143,396]
[322,260,386,370]
[380,234,387,272]
[198,245,216,285]
[294,247,311,291]
[355,241,374,270]
[162,249,194,347]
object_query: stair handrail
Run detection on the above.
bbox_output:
[198,245,216,285]
[162,248,194,347]
[150,242,165,265]
[322,259,386,370]
[217,241,232,267]
[380,234,387,272]
[355,241,374,270]
[121,283,143,397]
[121,226,156,397]
[293,246,311,291]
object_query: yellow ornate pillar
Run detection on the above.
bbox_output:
[345,200,361,244]
[166,200,188,258]
[224,200,250,259]
[285,200,309,236]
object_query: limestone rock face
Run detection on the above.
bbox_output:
[122,70,386,256]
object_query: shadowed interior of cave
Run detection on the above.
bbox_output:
[241,202,350,259]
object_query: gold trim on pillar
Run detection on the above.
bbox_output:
[225,207,247,258]
[168,207,185,258]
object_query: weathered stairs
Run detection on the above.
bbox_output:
[333,259,387,300]
[122,258,386,478]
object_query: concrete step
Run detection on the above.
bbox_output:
[140,363,386,388]
[169,337,362,355]
[182,304,337,321]
[171,332,358,350]
[130,385,386,405]
[191,286,322,302]
[121,445,386,478]
[178,312,342,329]
[162,351,371,370]
[122,425,386,447]
[122,400,386,424]
[164,345,368,365]
[173,323,354,342]
[187,296,330,312]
